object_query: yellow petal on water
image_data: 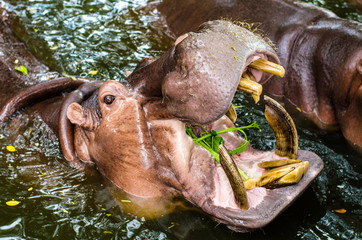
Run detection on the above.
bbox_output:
[296,107,301,112]
[120,199,132,203]
[28,187,33,191]
[6,200,20,206]
[89,70,98,75]
[6,145,16,152]
[168,222,179,229]
[333,209,346,213]
[14,59,19,64]
[62,208,68,213]
[104,231,112,234]
[27,7,36,13]
[50,45,58,50]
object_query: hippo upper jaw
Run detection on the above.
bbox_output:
[126,20,281,125]
[162,21,280,125]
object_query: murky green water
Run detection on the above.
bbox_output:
[0,0,361,239]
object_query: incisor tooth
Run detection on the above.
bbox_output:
[227,104,237,123]
[237,73,262,103]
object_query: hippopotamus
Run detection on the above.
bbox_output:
[158,0,362,154]
[0,20,323,232]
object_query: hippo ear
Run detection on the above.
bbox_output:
[67,103,97,130]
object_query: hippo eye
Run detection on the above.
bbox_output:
[104,95,115,105]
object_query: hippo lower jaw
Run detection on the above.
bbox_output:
[180,96,322,232]
[189,136,322,232]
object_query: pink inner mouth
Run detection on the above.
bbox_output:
[244,54,268,83]
[209,120,288,211]
[212,148,290,210]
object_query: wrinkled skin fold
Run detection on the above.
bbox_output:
[0,20,323,232]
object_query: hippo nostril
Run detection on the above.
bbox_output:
[104,95,115,105]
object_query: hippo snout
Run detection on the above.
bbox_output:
[161,20,280,124]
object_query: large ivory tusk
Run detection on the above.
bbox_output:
[264,96,298,159]
[249,59,285,78]
[219,144,249,210]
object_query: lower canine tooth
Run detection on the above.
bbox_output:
[264,95,298,159]
[219,144,248,210]
[249,58,285,78]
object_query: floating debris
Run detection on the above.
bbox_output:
[6,145,16,152]
[6,200,20,206]
[15,66,28,75]
[332,209,347,213]
[89,70,98,75]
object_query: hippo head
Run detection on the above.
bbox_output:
[0,20,323,232]
[63,21,323,231]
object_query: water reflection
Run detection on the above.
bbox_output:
[0,0,361,239]
[5,0,173,81]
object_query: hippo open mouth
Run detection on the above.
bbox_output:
[124,20,323,231]
[0,20,323,232]
[180,110,319,232]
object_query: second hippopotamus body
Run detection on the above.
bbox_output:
[158,0,362,154]
[0,20,323,232]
